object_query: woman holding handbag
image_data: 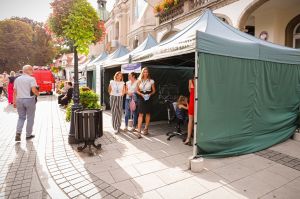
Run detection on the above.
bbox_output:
[124,72,138,132]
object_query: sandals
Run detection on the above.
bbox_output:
[184,139,192,146]
[135,130,142,139]
[143,128,149,135]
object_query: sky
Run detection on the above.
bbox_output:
[0,0,115,22]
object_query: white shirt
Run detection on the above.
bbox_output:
[139,79,154,92]
[126,80,137,99]
[14,74,37,98]
[110,80,124,96]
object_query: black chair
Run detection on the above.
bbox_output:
[166,101,186,141]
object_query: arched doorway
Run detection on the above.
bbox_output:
[285,15,300,48]
[294,24,300,48]
[160,30,178,42]
[238,0,300,45]
[238,0,269,31]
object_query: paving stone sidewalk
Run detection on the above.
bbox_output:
[2,95,300,199]
[0,96,130,199]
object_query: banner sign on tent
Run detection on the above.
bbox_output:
[121,63,141,74]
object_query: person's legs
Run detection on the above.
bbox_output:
[133,108,138,129]
[115,96,123,131]
[145,113,151,129]
[137,113,143,132]
[124,99,130,129]
[8,84,13,104]
[58,95,64,104]
[110,96,117,131]
[184,115,194,144]
[60,98,69,106]
[25,98,36,137]
[16,99,26,140]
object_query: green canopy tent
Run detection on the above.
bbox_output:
[132,9,300,158]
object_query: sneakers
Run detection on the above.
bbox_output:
[15,134,35,141]
[124,127,128,132]
[26,135,35,140]
[15,133,21,141]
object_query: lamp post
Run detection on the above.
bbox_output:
[68,46,83,144]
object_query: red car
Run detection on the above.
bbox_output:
[32,69,55,95]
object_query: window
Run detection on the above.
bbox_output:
[135,0,147,19]
[294,23,300,49]
[115,22,119,40]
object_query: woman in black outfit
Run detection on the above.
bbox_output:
[136,67,156,138]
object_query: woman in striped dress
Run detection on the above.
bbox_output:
[108,72,125,134]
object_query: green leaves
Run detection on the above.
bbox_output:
[0,19,56,72]
[65,87,100,121]
[48,0,104,55]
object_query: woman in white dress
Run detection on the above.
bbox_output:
[108,71,125,134]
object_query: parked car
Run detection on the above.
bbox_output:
[32,70,55,95]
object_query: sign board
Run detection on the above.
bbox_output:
[121,63,141,74]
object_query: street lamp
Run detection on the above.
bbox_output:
[68,46,83,144]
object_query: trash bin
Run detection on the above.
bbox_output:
[74,109,103,152]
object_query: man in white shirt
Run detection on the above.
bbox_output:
[13,65,40,141]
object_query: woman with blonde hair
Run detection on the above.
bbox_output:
[108,71,125,134]
[136,67,156,138]
[8,71,16,104]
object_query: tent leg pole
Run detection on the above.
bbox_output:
[193,51,199,158]
[190,51,204,173]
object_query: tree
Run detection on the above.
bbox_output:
[48,0,104,54]
[48,0,104,143]
[0,18,56,73]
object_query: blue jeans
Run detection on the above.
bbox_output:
[125,96,138,128]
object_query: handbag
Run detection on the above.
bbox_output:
[128,97,136,128]
[129,97,136,112]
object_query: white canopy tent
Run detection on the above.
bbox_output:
[86,52,108,72]
[102,34,158,68]
[132,9,300,65]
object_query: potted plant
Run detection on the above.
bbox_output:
[66,87,101,122]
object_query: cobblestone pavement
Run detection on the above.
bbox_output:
[1,95,300,199]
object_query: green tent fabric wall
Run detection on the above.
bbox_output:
[197,53,300,158]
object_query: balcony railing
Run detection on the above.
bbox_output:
[191,0,218,9]
[158,1,184,24]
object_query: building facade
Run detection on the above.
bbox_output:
[155,0,300,48]
[89,0,300,58]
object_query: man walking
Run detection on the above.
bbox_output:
[13,65,39,141]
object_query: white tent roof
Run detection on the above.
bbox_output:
[86,52,108,71]
[99,45,129,67]
[103,34,158,68]
[132,9,300,65]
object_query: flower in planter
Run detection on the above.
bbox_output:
[154,0,181,14]
[154,4,161,14]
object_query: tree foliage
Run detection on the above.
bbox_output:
[48,0,104,55]
[0,19,56,73]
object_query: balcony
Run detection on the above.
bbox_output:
[157,1,184,24]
